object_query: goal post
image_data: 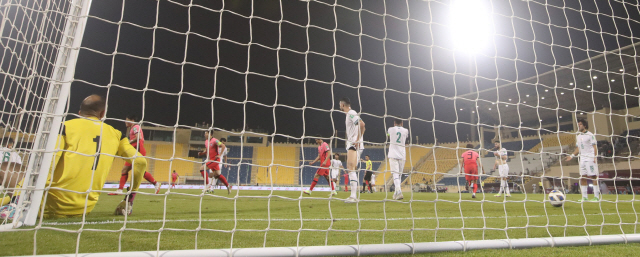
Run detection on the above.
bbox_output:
[2,0,93,229]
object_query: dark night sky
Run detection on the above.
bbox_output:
[65,0,640,144]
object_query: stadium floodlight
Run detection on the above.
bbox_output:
[449,0,491,53]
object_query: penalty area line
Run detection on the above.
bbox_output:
[41,212,636,226]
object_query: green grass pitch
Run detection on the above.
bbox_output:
[2,189,640,256]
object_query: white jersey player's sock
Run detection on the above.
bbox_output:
[593,183,600,198]
[581,185,588,198]
[498,180,504,194]
[504,181,510,194]
[393,173,402,195]
[349,171,358,198]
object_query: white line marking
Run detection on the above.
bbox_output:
[42,213,637,226]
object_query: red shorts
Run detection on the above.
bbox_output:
[206,158,221,171]
[464,165,478,181]
[124,145,146,167]
[316,163,330,176]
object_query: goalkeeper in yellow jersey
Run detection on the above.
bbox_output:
[42,94,147,217]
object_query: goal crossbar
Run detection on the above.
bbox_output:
[27,234,640,257]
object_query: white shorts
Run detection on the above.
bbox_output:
[498,164,509,178]
[330,169,340,179]
[389,158,405,176]
[579,158,599,176]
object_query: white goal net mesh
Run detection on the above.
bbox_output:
[2,0,640,256]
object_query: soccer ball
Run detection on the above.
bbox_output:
[548,190,565,207]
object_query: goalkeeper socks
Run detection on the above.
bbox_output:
[310,178,318,191]
[200,170,210,185]
[330,180,335,191]
[118,173,128,190]
[143,172,157,184]
[217,175,229,188]
[594,183,600,198]
[473,183,478,194]
[581,185,588,198]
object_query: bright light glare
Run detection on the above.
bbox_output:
[450,0,491,53]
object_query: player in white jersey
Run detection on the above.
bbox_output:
[492,141,510,197]
[565,119,599,202]
[330,153,344,194]
[0,137,23,206]
[388,119,408,200]
[340,97,365,203]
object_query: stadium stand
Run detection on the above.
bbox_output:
[528,133,575,153]
[439,176,466,186]
[154,143,184,158]
[221,159,252,185]
[226,145,253,160]
[153,158,199,183]
[403,144,461,186]
[255,146,297,185]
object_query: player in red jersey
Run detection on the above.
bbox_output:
[460,143,484,198]
[198,131,231,194]
[110,114,161,195]
[343,173,349,192]
[171,170,179,188]
[303,135,335,196]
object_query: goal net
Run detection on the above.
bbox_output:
[2,0,640,256]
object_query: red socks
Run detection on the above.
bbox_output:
[143,172,157,184]
[118,174,128,190]
[330,180,335,191]
[310,178,318,191]
[473,183,478,194]
[217,175,229,188]
[121,171,156,189]
[200,170,210,185]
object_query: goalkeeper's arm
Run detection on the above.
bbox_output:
[116,139,147,193]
